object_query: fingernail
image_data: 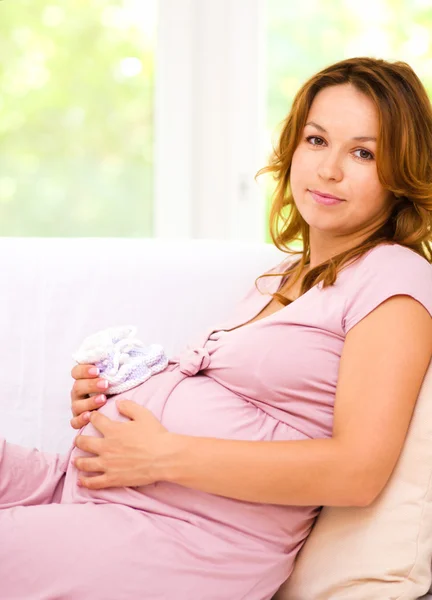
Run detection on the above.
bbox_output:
[89,367,100,376]
[97,380,109,390]
[83,411,91,421]
[95,395,106,405]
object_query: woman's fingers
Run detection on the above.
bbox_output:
[70,364,110,428]
[71,377,109,403]
[71,394,107,418]
[70,411,92,430]
[70,391,110,429]
[71,365,99,392]
[70,364,109,402]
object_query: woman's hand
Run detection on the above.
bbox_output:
[70,364,110,429]
[73,400,170,490]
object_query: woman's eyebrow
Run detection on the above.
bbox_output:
[305,121,377,142]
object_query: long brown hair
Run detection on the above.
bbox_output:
[256,57,432,305]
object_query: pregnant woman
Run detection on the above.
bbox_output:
[1,57,432,600]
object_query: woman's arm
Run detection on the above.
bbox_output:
[155,296,432,507]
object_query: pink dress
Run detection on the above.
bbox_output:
[1,243,431,600]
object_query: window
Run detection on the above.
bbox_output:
[267,0,432,134]
[0,0,156,237]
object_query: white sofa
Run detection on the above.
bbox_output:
[1,237,431,600]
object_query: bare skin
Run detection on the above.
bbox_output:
[70,365,110,430]
[231,263,310,330]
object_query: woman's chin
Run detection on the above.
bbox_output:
[297,209,343,233]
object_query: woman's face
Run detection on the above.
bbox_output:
[290,83,393,246]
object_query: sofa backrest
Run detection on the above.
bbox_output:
[0,237,283,453]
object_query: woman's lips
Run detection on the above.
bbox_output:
[308,190,345,206]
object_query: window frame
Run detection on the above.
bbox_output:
[154,0,266,240]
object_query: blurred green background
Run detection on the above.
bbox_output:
[1,0,432,238]
[0,0,155,236]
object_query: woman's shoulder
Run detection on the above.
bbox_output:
[341,243,432,334]
[359,242,432,272]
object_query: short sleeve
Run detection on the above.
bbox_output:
[342,244,432,334]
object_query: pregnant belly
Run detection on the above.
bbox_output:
[63,368,318,555]
[156,374,307,442]
[78,369,307,444]
[122,369,307,444]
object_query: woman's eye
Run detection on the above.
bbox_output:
[354,148,374,161]
[305,137,374,161]
[306,136,325,146]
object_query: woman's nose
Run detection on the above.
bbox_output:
[317,156,343,182]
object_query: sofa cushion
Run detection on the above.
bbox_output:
[275,360,432,600]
